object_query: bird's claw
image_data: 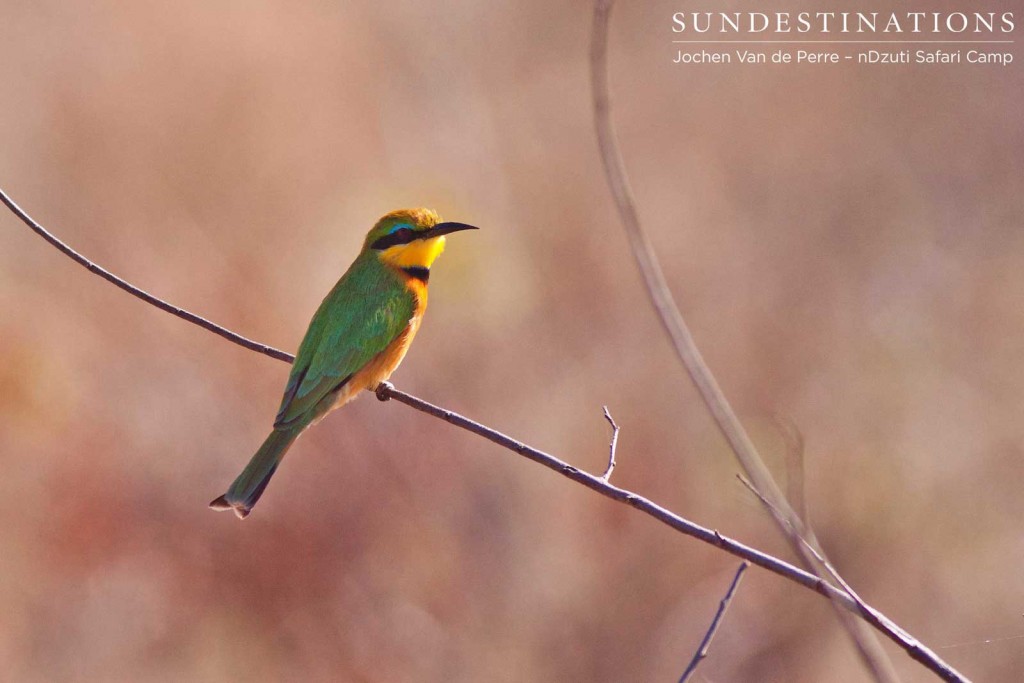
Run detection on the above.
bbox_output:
[375,381,394,401]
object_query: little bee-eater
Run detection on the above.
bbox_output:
[210,208,477,519]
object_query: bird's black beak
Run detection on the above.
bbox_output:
[427,221,479,238]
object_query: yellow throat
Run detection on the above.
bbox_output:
[378,235,447,269]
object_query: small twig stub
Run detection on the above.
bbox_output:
[600,405,620,482]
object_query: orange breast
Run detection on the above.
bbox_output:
[325,284,427,413]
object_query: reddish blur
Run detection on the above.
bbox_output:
[0,2,1021,681]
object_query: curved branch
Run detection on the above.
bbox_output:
[6,185,859,602]
[588,2,965,682]
[2,183,962,680]
[591,0,795,557]
[0,188,293,363]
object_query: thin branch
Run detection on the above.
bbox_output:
[732,475,957,680]
[371,383,851,607]
[737,474,904,682]
[589,2,964,682]
[3,186,963,680]
[591,0,805,559]
[0,187,294,363]
[600,405,619,481]
[2,186,856,606]
[737,475,889,632]
[750,424,897,680]
[679,562,749,683]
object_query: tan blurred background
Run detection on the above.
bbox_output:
[1,1,1022,681]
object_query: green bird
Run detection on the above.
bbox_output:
[210,208,477,519]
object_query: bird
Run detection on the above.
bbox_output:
[210,208,477,519]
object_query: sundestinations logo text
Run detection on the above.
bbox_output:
[670,11,1016,67]
[671,12,1015,35]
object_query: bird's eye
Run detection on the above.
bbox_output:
[370,224,418,250]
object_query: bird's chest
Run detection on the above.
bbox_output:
[327,312,423,411]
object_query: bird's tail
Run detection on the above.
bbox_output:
[209,426,303,519]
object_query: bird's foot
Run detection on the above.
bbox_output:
[375,381,394,402]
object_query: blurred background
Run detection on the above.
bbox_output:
[1,1,1021,681]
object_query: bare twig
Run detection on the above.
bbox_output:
[0,188,294,363]
[600,406,619,481]
[591,0,802,555]
[589,2,964,681]
[370,381,848,605]
[753,422,894,679]
[3,185,964,680]
[773,414,809,527]
[679,562,749,683]
[737,475,886,631]
[2,186,858,605]
[737,474,906,682]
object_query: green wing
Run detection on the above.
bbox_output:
[274,255,416,428]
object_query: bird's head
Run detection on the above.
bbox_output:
[364,208,477,272]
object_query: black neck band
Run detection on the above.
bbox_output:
[402,266,430,283]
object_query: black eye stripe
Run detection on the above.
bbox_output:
[371,228,418,250]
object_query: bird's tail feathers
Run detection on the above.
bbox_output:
[209,426,302,519]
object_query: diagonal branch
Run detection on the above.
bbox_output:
[2,183,853,600]
[679,562,749,683]
[0,188,293,363]
[2,182,963,681]
[0,182,885,601]
[737,474,903,683]
[371,381,855,609]
[588,2,965,682]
